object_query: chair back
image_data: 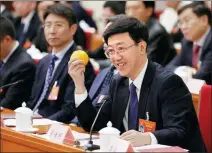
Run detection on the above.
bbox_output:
[198,85,212,152]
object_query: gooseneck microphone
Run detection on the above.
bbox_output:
[84,97,108,151]
[0,80,24,89]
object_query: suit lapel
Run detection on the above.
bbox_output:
[113,77,129,129]
[200,29,212,59]
[138,61,156,119]
[0,46,21,84]
[48,43,76,88]
[89,67,111,99]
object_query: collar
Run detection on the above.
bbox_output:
[21,11,35,32]
[0,4,6,13]
[52,40,74,59]
[129,60,148,91]
[3,41,19,63]
[194,27,211,47]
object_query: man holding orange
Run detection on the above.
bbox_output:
[68,16,205,151]
[27,3,95,123]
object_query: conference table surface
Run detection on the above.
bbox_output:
[1,93,199,152]
[1,109,87,152]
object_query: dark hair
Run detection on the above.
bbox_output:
[43,3,77,26]
[103,1,126,15]
[143,1,155,10]
[178,3,212,26]
[103,16,149,45]
[106,14,128,24]
[0,16,16,40]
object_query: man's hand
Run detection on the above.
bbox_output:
[68,58,86,94]
[120,130,151,147]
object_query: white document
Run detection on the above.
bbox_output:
[4,118,62,126]
[186,78,205,95]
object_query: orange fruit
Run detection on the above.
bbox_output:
[70,50,89,66]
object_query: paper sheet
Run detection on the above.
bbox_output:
[4,118,62,126]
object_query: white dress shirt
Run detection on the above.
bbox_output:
[21,11,35,33]
[75,59,158,145]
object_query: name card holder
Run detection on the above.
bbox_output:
[108,137,134,152]
[47,124,75,146]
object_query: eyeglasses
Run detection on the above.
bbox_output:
[42,22,66,31]
[177,16,198,28]
[104,43,138,58]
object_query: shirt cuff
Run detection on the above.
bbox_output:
[148,132,158,145]
[75,90,88,107]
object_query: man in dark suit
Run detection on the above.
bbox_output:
[69,16,205,151]
[27,4,95,123]
[0,17,36,110]
[12,1,41,47]
[126,1,176,66]
[167,3,212,85]
[0,2,14,23]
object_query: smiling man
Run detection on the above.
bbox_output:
[27,3,95,123]
[68,16,205,152]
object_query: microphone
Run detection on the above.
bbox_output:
[0,80,24,91]
[84,96,108,151]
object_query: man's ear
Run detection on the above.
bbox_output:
[200,15,209,27]
[146,7,154,18]
[70,24,78,35]
[139,40,147,55]
[4,35,12,44]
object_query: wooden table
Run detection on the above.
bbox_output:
[192,93,200,115]
[1,94,199,152]
[1,109,86,152]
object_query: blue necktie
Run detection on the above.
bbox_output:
[92,67,115,104]
[18,23,25,46]
[33,55,58,111]
[0,61,5,76]
[128,83,139,130]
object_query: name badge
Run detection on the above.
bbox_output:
[48,81,59,101]
[139,119,156,133]
[138,112,156,133]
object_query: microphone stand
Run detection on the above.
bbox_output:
[84,99,107,151]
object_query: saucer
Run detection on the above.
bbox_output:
[12,127,39,133]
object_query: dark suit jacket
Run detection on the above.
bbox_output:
[0,45,36,109]
[88,45,107,60]
[72,2,97,30]
[76,61,205,152]
[167,28,212,85]
[28,43,96,123]
[1,7,14,23]
[14,11,41,46]
[89,66,111,101]
[147,17,176,66]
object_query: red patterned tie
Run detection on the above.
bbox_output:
[192,45,200,69]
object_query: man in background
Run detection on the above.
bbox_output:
[28,4,95,123]
[167,3,212,85]
[12,1,40,47]
[126,1,176,66]
[0,17,36,109]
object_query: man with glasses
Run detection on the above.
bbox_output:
[27,3,95,123]
[68,16,205,151]
[167,3,212,85]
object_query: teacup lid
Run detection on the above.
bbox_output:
[15,102,33,115]
[99,121,120,135]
